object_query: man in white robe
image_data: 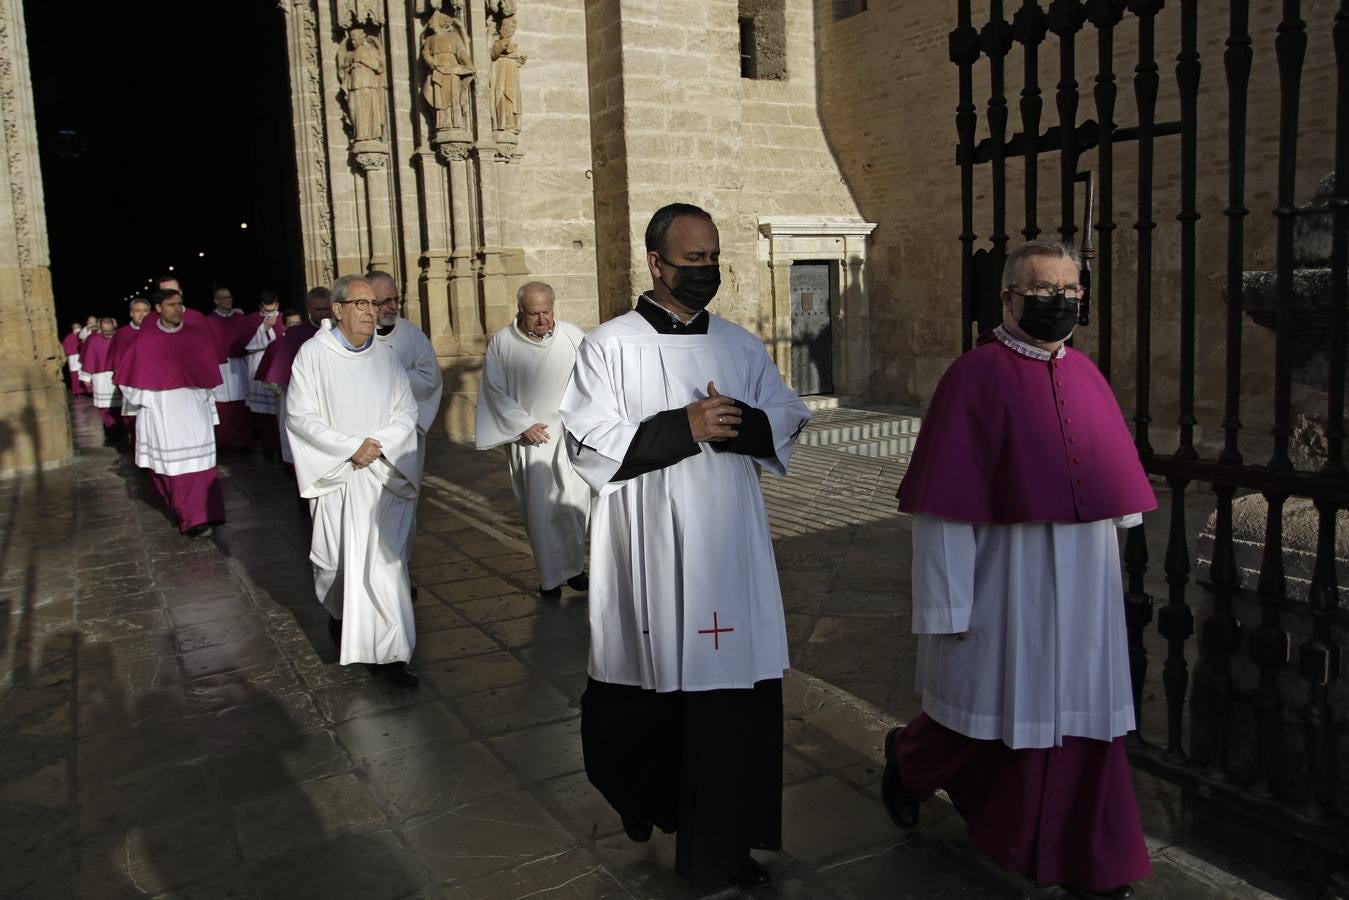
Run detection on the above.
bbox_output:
[369,271,443,474]
[560,204,810,888]
[287,274,421,687]
[476,281,590,597]
[884,241,1157,899]
[242,290,284,456]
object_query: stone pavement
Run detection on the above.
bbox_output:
[0,398,1281,899]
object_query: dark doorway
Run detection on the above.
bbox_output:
[24,0,304,325]
[789,261,833,396]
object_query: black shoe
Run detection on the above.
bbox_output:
[410,586,419,602]
[881,726,921,829]
[730,856,770,888]
[539,584,562,599]
[328,616,341,644]
[374,662,419,687]
[567,573,589,592]
[621,816,652,843]
[185,524,214,539]
[1063,886,1134,900]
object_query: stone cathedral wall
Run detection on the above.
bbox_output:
[281,0,863,441]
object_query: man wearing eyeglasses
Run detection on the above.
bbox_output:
[369,271,443,480]
[286,274,422,687]
[883,241,1157,899]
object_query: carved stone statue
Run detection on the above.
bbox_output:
[490,14,525,134]
[338,27,385,143]
[421,11,475,132]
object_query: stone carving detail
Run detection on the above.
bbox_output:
[337,0,383,27]
[338,26,385,143]
[488,5,525,135]
[415,0,463,15]
[420,10,475,135]
[435,141,472,165]
[284,0,334,282]
[355,151,388,171]
[0,8,35,283]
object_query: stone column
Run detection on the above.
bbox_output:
[0,0,70,472]
[354,146,393,273]
[415,149,453,340]
[438,142,482,337]
[279,0,336,289]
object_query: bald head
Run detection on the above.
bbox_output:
[516,282,556,339]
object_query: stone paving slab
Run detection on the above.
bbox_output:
[0,398,1288,899]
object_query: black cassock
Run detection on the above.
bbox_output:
[580,297,783,882]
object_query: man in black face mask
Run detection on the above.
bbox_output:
[559,203,811,888]
[884,240,1156,900]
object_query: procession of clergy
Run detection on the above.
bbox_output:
[62,203,1153,898]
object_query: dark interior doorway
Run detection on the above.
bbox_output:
[25,0,304,326]
[789,261,834,396]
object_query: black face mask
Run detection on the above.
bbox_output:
[1017,295,1078,343]
[659,258,721,311]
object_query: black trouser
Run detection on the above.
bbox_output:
[580,677,783,881]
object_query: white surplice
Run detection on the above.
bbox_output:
[286,325,421,666]
[911,511,1145,749]
[559,310,811,692]
[209,310,248,404]
[374,318,443,482]
[120,323,220,476]
[244,320,280,414]
[476,319,591,590]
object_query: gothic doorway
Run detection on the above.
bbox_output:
[24,0,304,323]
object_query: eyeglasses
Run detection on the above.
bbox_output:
[378,295,401,306]
[336,299,380,312]
[1012,283,1085,305]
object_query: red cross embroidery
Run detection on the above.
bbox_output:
[697,612,734,650]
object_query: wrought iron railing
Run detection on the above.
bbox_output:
[951,0,1346,888]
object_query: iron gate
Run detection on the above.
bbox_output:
[950,0,1346,886]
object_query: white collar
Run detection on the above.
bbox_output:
[512,318,553,344]
[994,324,1065,361]
[157,319,183,334]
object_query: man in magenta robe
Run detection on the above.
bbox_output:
[110,298,152,441]
[78,317,122,438]
[201,284,253,451]
[61,322,85,394]
[116,289,226,538]
[882,241,1157,900]
[256,286,331,469]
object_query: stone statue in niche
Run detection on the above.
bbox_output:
[421,11,475,132]
[489,13,525,134]
[338,27,385,143]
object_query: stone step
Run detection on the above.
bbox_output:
[816,437,916,460]
[800,407,922,449]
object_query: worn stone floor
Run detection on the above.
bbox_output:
[0,398,1285,899]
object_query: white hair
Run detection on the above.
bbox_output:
[516,281,555,311]
[331,274,372,304]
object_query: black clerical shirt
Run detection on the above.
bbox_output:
[611,296,775,481]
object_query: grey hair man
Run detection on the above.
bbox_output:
[286,273,422,687]
[369,271,444,470]
[475,280,590,598]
